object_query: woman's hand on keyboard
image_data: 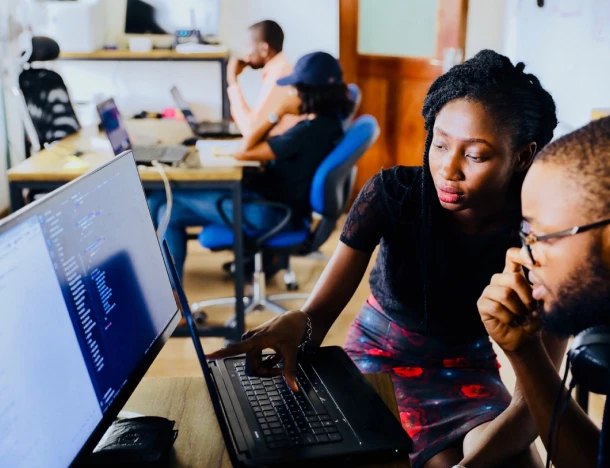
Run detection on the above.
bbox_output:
[207,310,309,392]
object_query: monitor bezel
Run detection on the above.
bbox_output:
[0,151,181,467]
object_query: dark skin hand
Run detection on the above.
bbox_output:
[207,242,372,391]
[479,248,597,468]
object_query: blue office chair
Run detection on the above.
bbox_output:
[343,84,361,130]
[191,115,380,324]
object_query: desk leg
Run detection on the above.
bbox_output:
[9,183,25,213]
[221,58,230,121]
[232,182,245,339]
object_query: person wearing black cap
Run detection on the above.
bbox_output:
[151,52,354,279]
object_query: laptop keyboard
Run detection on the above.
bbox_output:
[233,362,343,449]
[133,145,187,162]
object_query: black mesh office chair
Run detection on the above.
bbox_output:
[18,36,81,150]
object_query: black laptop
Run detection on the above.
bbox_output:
[161,241,413,466]
[97,97,189,165]
[171,86,241,138]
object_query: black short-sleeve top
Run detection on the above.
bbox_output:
[340,166,520,344]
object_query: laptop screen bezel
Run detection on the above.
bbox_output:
[0,152,181,467]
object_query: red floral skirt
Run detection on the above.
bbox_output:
[344,297,512,468]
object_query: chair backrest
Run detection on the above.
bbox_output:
[19,69,81,147]
[18,36,80,147]
[342,83,362,130]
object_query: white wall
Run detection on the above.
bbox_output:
[45,0,338,126]
[465,0,507,59]
[503,0,610,130]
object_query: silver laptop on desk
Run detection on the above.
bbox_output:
[171,86,241,138]
[96,97,189,166]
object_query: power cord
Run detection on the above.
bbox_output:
[151,160,173,240]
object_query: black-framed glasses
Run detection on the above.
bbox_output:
[519,217,610,264]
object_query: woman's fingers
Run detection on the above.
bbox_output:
[207,335,262,359]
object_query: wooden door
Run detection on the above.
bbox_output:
[340,0,468,195]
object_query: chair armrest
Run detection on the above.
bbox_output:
[215,196,293,246]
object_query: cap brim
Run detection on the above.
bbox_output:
[276,75,299,86]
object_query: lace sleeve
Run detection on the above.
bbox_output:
[340,173,389,253]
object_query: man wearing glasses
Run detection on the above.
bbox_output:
[477,116,610,468]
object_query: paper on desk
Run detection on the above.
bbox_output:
[196,140,260,167]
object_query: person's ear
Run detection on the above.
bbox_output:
[260,42,269,59]
[514,142,538,172]
[602,225,610,268]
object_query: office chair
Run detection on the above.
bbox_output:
[343,83,361,130]
[18,36,80,150]
[191,115,380,326]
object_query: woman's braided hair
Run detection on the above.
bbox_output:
[418,49,558,331]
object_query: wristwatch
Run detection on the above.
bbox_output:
[267,112,280,125]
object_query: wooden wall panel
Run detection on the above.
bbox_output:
[355,77,390,191]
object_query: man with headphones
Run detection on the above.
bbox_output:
[477,116,610,468]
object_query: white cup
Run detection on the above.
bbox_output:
[128,37,153,53]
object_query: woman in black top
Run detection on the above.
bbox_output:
[210,50,562,467]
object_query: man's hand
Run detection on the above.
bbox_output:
[227,58,248,86]
[478,248,542,352]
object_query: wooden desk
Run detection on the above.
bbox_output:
[123,375,411,468]
[59,49,230,119]
[7,120,247,341]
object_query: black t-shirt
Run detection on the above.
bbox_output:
[340,166,520,343]
[250,115,343,219]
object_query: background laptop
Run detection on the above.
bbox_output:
[97,98,189,165]
[171,86,241,138]
[161,240,413,466]
[0,152,181,467]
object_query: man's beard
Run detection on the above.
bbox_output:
[540,243,610,337]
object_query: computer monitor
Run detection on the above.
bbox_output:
[97,98,132,156]
[125,0,221,37]
[0,152,180,467]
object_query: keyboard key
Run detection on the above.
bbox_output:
[272,428,285,435]
[269,422,282,429]
[328,432,343,442]
[310,422,322,428]
[304,410,316,417]
[306,416,318,423]
[260,423,269,429]
[319,414,331,421]
[252,384,264,390]
[263,429,271,436]
[264,411,276,417]
[316,434,330,443]
[269,441,289,449]
[302,434,316,445]
[324,426,338,434]
[261,405,273,411]
[287,428,298,437]
[267,390,279,396]
[321,421,334,427]
[313,427,326,435]
[266,416,279,423]
[251,401,260,407]
[290,437,303,446]
[248,397,257,403]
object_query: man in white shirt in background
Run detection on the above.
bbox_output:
[227,20,302,138]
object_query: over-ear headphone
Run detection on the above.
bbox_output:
[568,325,610,396]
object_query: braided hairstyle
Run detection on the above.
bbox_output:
[419,49,558,331]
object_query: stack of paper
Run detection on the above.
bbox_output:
[196,140,260,167]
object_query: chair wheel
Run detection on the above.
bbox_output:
[193,311,208,326]
[286,282,299,291]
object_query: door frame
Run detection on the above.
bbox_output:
[339,0,469,85]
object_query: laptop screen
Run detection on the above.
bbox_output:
[97,98,132,155]
[170,86,200,132]
[0,153,179,467]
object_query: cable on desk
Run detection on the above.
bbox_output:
[151,160,173,240]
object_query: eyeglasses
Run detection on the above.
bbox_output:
[520,217,610,264]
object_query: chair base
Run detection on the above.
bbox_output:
[191,252,311,328]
